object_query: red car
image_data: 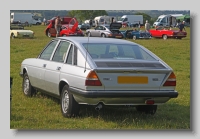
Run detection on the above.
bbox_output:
[149,26,187,40]
[45,17,84,37]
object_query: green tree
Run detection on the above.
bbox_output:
[134,12,152,25]
[67,10,108,22]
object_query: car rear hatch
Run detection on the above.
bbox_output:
[110,22,122,30]
[93,60,173,90]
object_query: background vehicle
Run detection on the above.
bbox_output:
[153,14,183,28]
[121,29,152,40]
[20,37,178,118]
[10,25,34,39]
[10,12,42,25]
[149,26,187,40]
[85,22,123,38]
[45,18,84,37]
[84,20,96,27]
[94,16,115,25]
[78,23,90,30]
[117,15,143,27]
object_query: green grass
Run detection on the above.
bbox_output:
[10,25,190,130]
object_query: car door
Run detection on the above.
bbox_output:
[34,40,59,90]
[44,40,71,95]
[92,26,101,36]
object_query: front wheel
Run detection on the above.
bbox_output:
[163,34,167,40]
[47,30,52,37]
[22,72,36,97]
[101,33,106,38]
[60,85,80,118]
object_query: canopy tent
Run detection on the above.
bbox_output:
[176,15,190,22]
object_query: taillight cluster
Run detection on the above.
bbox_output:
[163,72,176,86]
[85,71,102,86]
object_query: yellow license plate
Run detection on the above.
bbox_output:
[118,76,148,84]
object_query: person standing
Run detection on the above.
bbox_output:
[178,21,186,31]
[55,16,62,37]
[145,20,150,32]
[43,18,46,25]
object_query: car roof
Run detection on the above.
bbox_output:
[56,37,136,45]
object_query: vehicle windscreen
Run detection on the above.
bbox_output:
[156,18,162,22]
[119,18,125,21]
[82,43,156,61]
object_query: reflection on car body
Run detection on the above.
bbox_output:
[20,37,178,117]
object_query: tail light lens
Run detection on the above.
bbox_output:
[163,72,176,86]
[85,71,102,86]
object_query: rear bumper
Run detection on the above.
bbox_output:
[69,87,178,98]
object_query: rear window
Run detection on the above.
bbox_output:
[82,43,156,61]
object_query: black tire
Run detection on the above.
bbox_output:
[47,30,52,37]
[136,105,157,115]
[133,35,136,40]
[163,34,167,40]
[87,32,91,37]
[11,33,15,39]
[60,85,80,118]
[101,33,106,38]
[22,72,36,97]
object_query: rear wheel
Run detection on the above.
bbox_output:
[163,34,167,40]
[60,85,80,118]
[136,105,157,115]
[87,32,91,37]
[22,72,36,97]
[133,35,136,40]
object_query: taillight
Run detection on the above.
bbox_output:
[85,71,102,86]
[163,72,176,86]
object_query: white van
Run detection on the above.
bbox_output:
[10,12,42,25]
[94,16,115,25]
[153,14,183,27]
[117,15,143,27]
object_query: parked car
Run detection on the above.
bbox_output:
[149,26,187,40]
[45,18,84,37]
[10,25,34,39]
[85,22,123,39]
[78,23,90,30]
[20,37,178,117]
[120,29,152,40]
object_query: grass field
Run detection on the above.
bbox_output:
[10,25,190,130]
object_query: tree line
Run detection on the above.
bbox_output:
[10,10,189,25]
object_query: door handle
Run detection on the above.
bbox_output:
[43,64,46,68]
[57,67,61,70]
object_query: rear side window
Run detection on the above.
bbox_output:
[82,43,156,61]
[52,41,70,63]
[39,40,58,60]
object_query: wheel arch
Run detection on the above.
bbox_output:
[59,80,69,96]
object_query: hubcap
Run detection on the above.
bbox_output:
[62,91,69,113]
[23,78,29,95]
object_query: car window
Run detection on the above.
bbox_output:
[39,40,58,60]
[66,44,77,65]
[82,43,156,61]
[52,41,70,63]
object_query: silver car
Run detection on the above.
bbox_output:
[85,23,123,39]
[20,37,178,117]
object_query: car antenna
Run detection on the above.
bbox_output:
[84,32,90,73]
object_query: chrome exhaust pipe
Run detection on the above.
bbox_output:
[95,103,103,111]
